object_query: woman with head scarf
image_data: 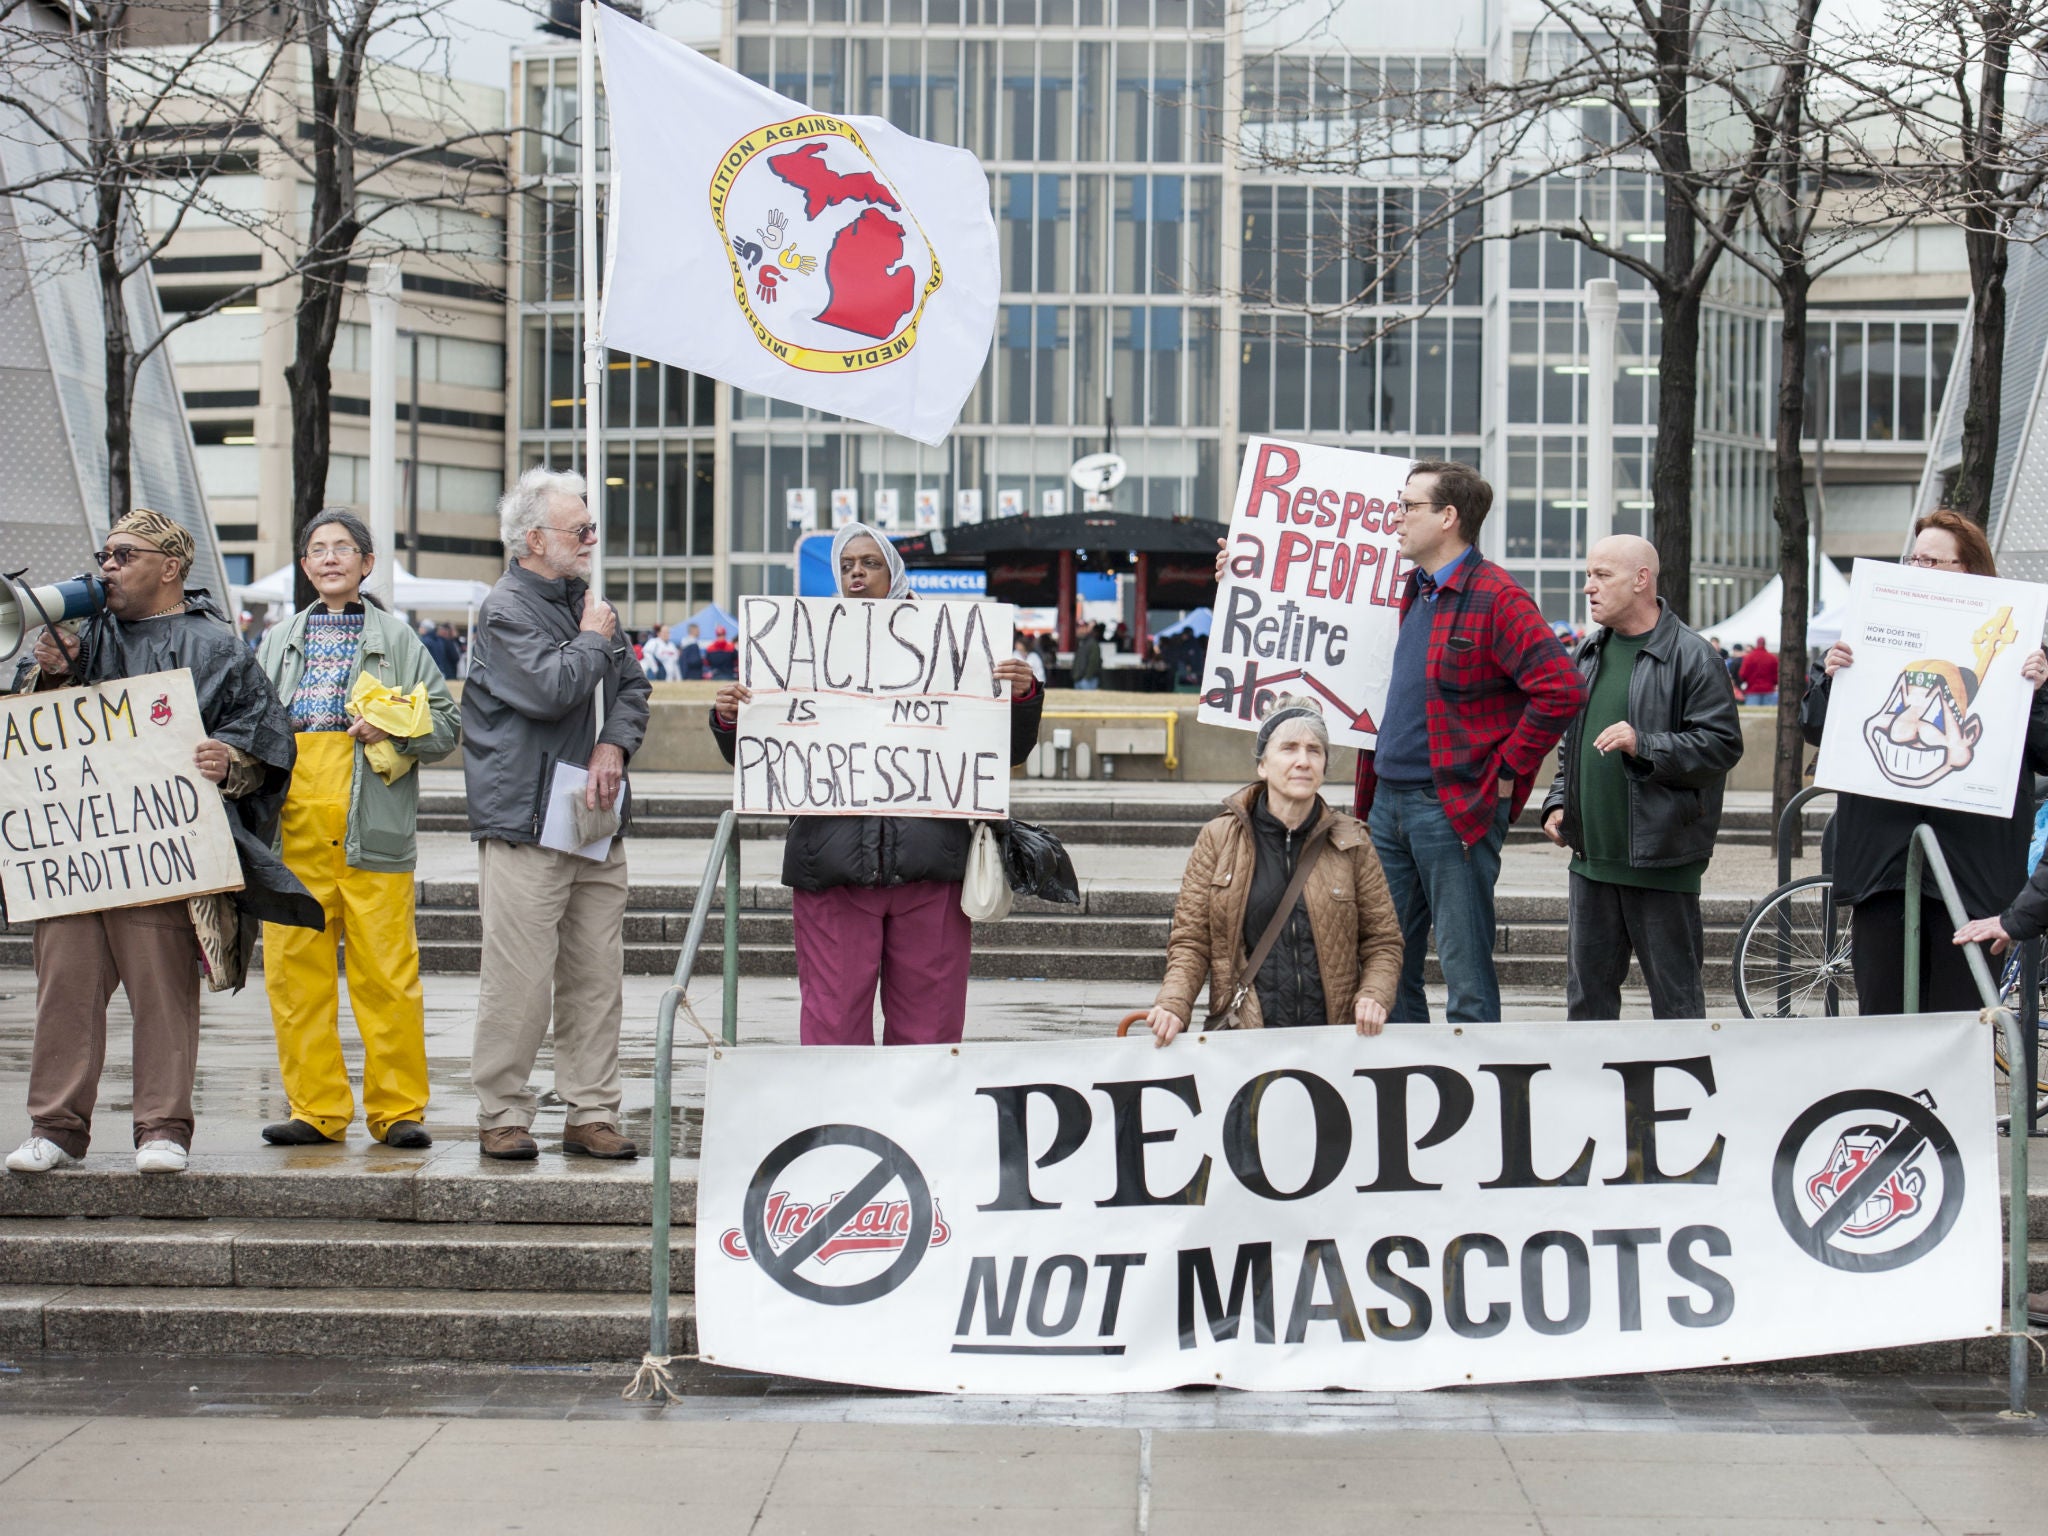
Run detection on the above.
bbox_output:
[1146,697,1403,1044]
[707,523,1043,1044]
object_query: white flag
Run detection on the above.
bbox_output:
[595,8,999,446]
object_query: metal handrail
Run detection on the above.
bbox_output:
[646,807,742,1393]
[1901,823,2034,1417]
[1038,708,1182,770]
[1776,784,1837,886]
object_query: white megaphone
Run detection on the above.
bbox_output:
[0,575,108,664]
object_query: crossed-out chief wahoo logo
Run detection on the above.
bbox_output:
[1773,1089,1964,1273]
[1861,605,2016,790]
[710,117,942,375]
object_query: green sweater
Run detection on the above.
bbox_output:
[1569,631,1706,895]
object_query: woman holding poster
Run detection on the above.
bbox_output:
[1801,510,2048,1013]
[1145,697,1404,1043]
[707,523,1043,1045]
[254,511,459,1148]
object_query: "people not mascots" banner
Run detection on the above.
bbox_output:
[696,1016,1998,1392]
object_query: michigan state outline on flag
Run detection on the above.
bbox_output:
[595,6,999,445]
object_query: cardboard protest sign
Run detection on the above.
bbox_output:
[1813,559,2048,818]
[0,668,242,921]
[1198,436,1413,749]
[733,596,1017,819]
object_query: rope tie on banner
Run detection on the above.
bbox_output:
[1993,1331,2048,1367]
[675,992,719,1048]
[621,1351,699,1400]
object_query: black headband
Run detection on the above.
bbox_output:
[1255,705,1321,759]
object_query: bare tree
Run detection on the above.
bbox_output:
[0,0,296,524]
[1828,0,2048,527]
[265,0,505,606]
[1239,0,1782,619]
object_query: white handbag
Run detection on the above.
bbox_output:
[960,822,1014,922]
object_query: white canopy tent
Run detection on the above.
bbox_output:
[1698,555,1852,651]
[235,562,494,615]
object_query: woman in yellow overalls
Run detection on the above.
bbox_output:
[255,511,459,1148]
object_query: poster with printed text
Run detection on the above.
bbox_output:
[733,596,1017,819]
[1813,559,2048,818]
[0,668,242,922]
[1197,437,1415,749]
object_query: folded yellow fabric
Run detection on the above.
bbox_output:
[345,674,429,783]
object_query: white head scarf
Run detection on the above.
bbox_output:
[830,521,912,599]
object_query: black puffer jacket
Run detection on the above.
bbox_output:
[711,682,1044,891]
[1242,793,1328,1030]
[1540,601,1745,869]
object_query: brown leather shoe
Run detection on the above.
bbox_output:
[479,1126,538,1161]
[562,1121,637,1160]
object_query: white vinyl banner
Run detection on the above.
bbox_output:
[0,668,241,922]
[696,1017,1999,1392]
[1813,559,2048,818]
[1198,437,1415,750]
[732,595,1017,819]
[595,7,999,447]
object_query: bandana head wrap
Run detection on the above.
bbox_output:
[110,509,197,575]
[831,522,911,600]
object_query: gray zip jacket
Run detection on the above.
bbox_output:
[461,561,651,844]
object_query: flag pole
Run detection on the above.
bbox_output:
[580,0,605,597]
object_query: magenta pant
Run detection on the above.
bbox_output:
[791,880,973,1045]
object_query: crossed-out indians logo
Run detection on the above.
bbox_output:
[1773,1088,1964,1273]
[1862,606,2017,790]
[719,1188,952,1265]
[711,116,942,375]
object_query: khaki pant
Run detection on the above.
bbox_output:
[470,837,629,1129]
[29,901,203,1157]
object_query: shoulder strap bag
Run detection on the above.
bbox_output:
[1203,833,1327,1032]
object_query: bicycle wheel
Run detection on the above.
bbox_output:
[1993,952,2048,1094]
[1734,875,1857,1019]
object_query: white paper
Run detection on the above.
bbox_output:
[538,761,616,861]
[0,668,243,921]
[1198,436,1415,750]
[731,595,1016,819]
[695,1015,1998,1393]
[1813,559,2048,817]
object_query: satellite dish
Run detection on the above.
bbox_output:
[1070,452,1127,493]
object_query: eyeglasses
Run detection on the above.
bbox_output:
[1907,555,1964,569]
[93,545,159,567]
[542,521,600,544]
[1394,499,1443,516]
[304,543,361,560]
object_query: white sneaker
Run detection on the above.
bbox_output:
[5,1136,81,1173]
[135,1139,188,1174]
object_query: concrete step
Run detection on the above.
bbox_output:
[0,1283,678,1362]
[0,1159,700,1226]
[0,1218,695,1294]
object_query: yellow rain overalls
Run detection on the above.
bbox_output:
[261,726,430,1140]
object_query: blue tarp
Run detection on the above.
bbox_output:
[683,603,738,638]
[1151,607,1212,639]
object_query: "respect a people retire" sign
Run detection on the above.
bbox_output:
[0,668,242,922]
[731,595,1018,819]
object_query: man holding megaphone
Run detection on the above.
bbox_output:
[4,510,321,1176]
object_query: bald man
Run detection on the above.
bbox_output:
[1539,536,1744,1019]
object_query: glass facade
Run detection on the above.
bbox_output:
[508,6,1791,628]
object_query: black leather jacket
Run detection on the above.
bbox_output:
[711,682,1044,892]
[1541,602,1745,869]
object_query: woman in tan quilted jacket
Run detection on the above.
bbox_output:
[1146,697,1404,1045]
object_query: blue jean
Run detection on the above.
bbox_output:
[1746,690,1778,706]
[1074,677,1099,690]
[1367,783,1509,1023]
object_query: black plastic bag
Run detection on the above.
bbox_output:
[1000,818,1080,904]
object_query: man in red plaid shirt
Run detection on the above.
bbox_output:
[1358,462,1585,1023]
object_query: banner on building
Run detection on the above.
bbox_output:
[595,7,999,447]
[732,596,1017,819]
[696,1016,1999,1392]
[1813,559,2048,817]
[1197,437,1414,750]
[0,668,241,922]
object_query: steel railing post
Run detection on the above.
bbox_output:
[2002,1004,2034,1416]
[723,833,741,1047]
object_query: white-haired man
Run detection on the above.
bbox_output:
[463,467,651,1160]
